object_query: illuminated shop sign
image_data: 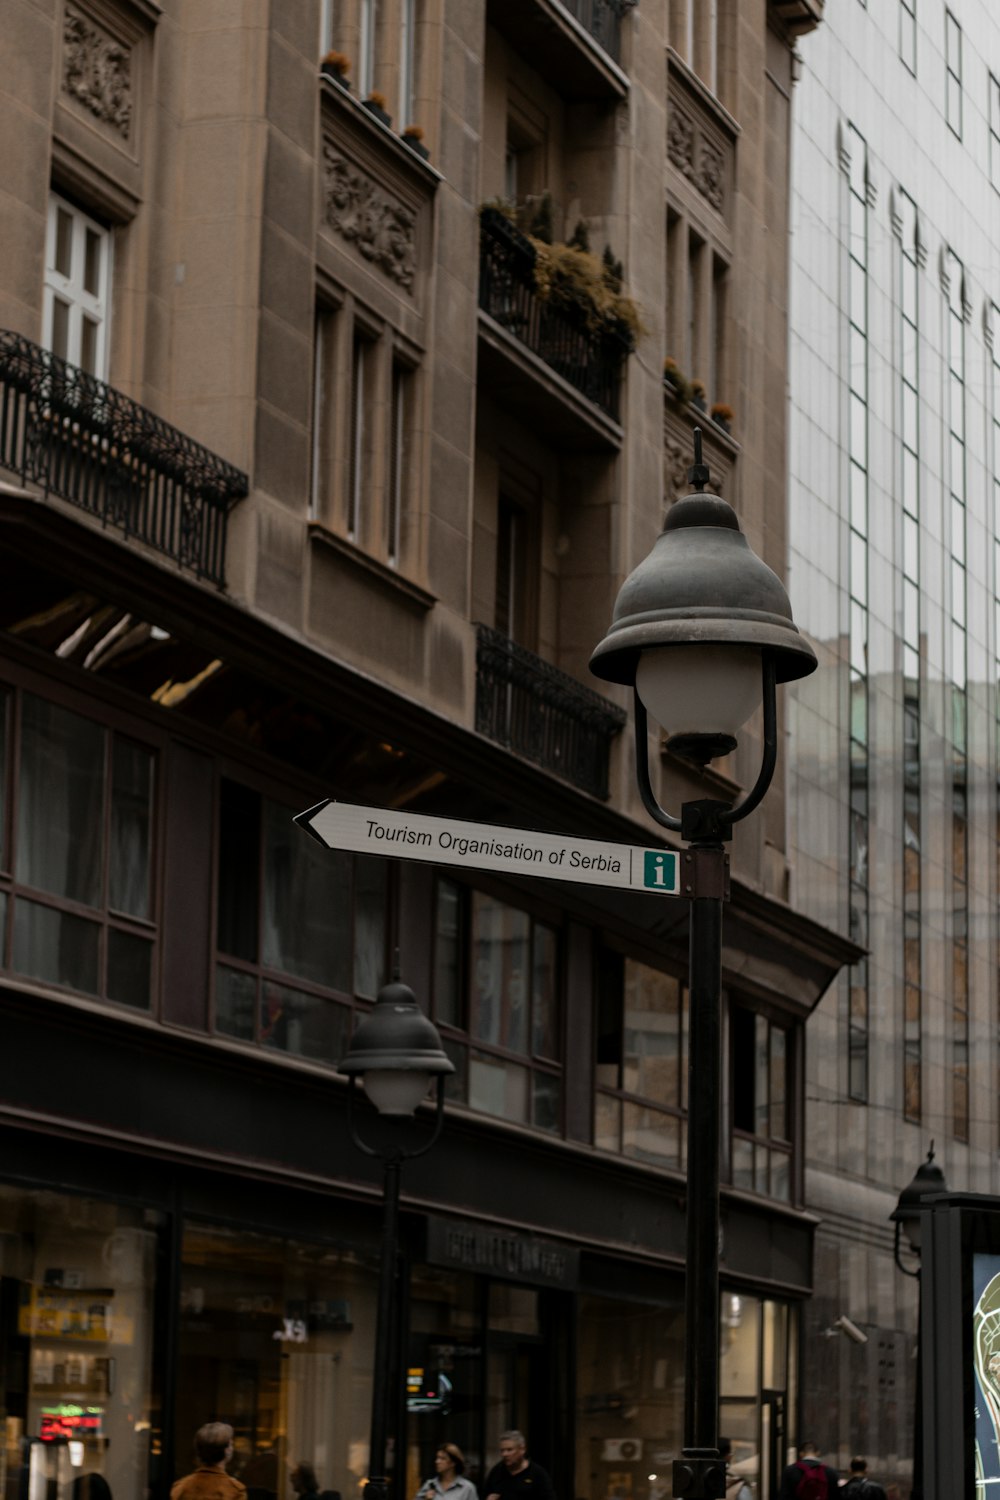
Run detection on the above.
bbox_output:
[39,1405,104,1442]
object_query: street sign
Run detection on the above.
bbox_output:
[296,799,682,898]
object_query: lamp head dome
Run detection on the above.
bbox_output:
[589,484,817,690]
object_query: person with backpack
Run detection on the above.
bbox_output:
[841,1456,888,1499]
[778,1442,840,1500]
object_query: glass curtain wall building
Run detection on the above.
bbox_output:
[787,0,1000,1489]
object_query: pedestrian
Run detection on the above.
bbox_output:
[841,1457,887,1499]
[778,1442,840,1500]
[172,1423,247,1500]
[718,1438,752,1500]
[290,1460,341,1500]
[483,1432,554,1500]
[413,1444,477,1500]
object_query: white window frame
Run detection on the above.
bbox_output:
[43,192,112,377]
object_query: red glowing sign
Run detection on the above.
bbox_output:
[39,1405,104,1441]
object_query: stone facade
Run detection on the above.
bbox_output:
[0,4,844,1498]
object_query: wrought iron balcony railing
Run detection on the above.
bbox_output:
[478,208,632,422]
[476,623,626,799]
[0,332,248,587]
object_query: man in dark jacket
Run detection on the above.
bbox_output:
[778,1442,840,1500]
[841,1456,888,1499]
[483,1432,554,1500]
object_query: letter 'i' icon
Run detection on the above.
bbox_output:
[643,851,674,890]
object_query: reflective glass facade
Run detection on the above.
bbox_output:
[789,0,1000,1484]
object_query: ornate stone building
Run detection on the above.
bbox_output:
[0,3,839,1499]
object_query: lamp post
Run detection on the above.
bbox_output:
[339,977,455,1500]
[590,432,817,1500]
[890,1145,947,1500]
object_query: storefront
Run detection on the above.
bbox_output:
[0,1135,804,1500]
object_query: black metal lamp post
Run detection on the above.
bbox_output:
[590,433,817,1500]
[339,978,455,1500]
[890,1145,948,1500]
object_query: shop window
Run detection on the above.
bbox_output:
[176,1221,378,1498]
[0,1184,157,1500]
[43,192,111,377]
[594,953,686,1169]
[0,686,157,1010]
[730,1007,791,1203]
[215,778,389,1063]
[432,879,562,1133]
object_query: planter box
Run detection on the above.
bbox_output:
[363,99,392,126]
[321,63,350,87]
[403,135,430,160]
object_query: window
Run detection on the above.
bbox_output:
[319,0,335,54]
[387,360,411,565]
[399,0,416,127]
[0,686,156,1009]
[900,0,916,72]
[845,125,870,1102]
[665,207,730,408]
[310,305,333,521]
[946,249,968,1139]
[358,0,376,97]
[670,0,720,96]
[730,1007,791,1203]
[311,308,418,568]
[494,494,532,645]
[899,190,921,1122]
[215,779,389,1062]
[595,953,686,1168]
[348,328,371,542]
[991,75,1000,191]
[945,10,962,137]
[43,192,111,376]
[432,880,562,1133]
[176,1221,378,1498]
[0,1185,157,1500]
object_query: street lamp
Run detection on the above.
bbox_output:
[890,1145,948,1500]
[339,977,455,1500]
[590,433,817,1500]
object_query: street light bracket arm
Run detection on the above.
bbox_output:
[633,656,778,842]
[345,1074,448,1162]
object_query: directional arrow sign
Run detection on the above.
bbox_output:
[295,800,681,897]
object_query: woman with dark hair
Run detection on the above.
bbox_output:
[414,1446,476,1500]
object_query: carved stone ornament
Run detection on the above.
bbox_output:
[698,139,724,211]
[667,108,695,177]
[322,144,416,292]
[62,6,133,139]
[667,88,731,217]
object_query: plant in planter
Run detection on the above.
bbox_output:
[363,89,392,126]
[663,357,693,404]
[321,50,351,86]
[402,124,430,160]
[690,378,707,412]
[711,402,734,433]
[530,234,642,349]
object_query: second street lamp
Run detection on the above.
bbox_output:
[590,433,817,1500]
[339,977,455,1500]
[890,1145,948,1500]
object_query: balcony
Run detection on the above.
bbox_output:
[476,624,626,800]
[0,332,248,588]
[478,209,631,444]
[486,0,630,99]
